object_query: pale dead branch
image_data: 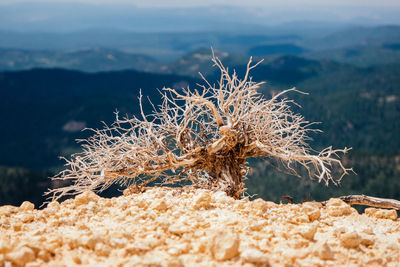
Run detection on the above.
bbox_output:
[331,195,400,210]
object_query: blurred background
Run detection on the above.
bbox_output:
[0,0,399,207]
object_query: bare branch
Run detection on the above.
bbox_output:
[323,195,400,210]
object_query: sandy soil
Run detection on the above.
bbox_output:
[0,187,399,266]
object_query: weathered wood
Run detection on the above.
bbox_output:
[336,195,400,210]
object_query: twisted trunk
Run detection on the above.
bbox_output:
[207,151,246,199]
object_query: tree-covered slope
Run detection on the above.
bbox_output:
[0,68,197,169]
[0,48,157,72]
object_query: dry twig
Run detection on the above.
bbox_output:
[335,195,400,210]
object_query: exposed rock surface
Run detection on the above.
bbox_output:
[0,188,399,266]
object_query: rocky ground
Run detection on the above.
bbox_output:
[0,187,399,266]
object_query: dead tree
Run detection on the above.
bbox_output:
[47,55,351,201]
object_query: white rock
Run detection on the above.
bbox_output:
[6,246,35,266]
[193,191,211,209]
[241,248,269,264]
[20,201,34,211]
[213,191,234,204]
[211,230,240,260]
[317,242,334,260]
[299,224,318,240]
[340,232,361,248]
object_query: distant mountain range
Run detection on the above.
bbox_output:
[303,25,400,49]
[0,30,300,61]
[305,43,400,67]
[1,2,399,33]
[1,25,400,71]
[0,48,157,72]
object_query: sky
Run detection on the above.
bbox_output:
[1,0,400,7]
[1,0,399,33]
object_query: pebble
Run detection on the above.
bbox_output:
[365,208,398,220]
[340,232,361,248]
[317,242,334,260]
[19,201,34,211]
[6,246,35,266]
[299,224,318,240]
[302,202,322,221]
[210,230,240,260]
[74,191,99,205]
[241,248,269,264]
[150,198,168,211]
[326,198,353,216]
[193,191,211,209]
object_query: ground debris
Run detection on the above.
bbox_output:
[0,190,399,266]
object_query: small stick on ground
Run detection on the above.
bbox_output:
[323,195,400,210]
[302,192,311,203]
[281,195,294,204]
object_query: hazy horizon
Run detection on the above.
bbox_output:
[1,0,400,7]
[0,0,400,34]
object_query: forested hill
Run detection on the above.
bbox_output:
[0,68,197,169]
[233,57,400,154]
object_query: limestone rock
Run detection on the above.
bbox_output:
[249,198,271,214]
[169,224,189,235]
[365,208,398,220]
[83,235,104,250]
[316,242,334,260]
[164,258,184,267]
[298,224,318,240]
[326,198,353,216]
[302,202,321,221]
[26,262,41,267]
[340,232,361,248]
[360,234,375,247]
[212,191,234,205]
[74,190,99,205]
[0,205,18,216]
[19,201,35,211]
[210,230,240,260]
[193,191,211,209]
[150,198,168,211]
[241,248,269,264]
[5,246,35,266]
[0,239,10,254]
[1,188,399,266]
